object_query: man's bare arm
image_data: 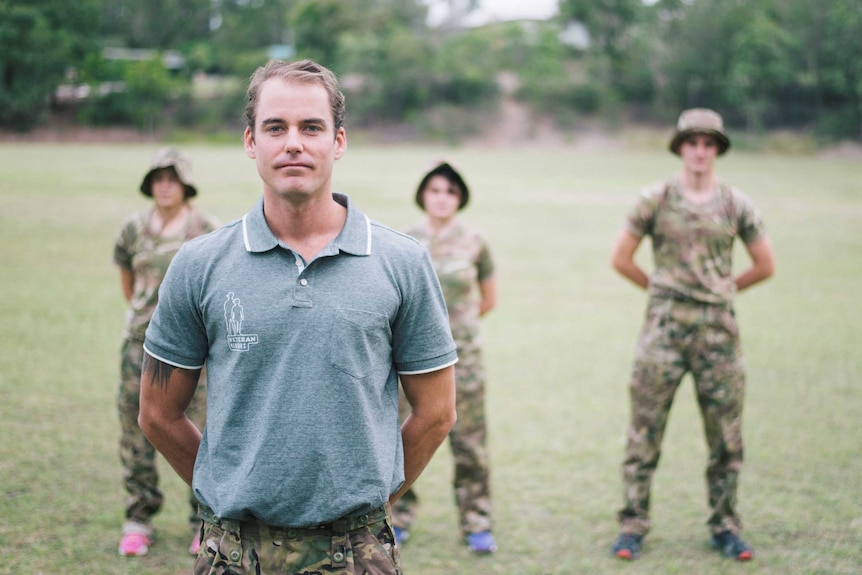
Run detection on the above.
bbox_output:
[139,352,202,486]
[392,366,456,503]
[478,276,498,317]
[736,236,775,292]
[610,229,648,289]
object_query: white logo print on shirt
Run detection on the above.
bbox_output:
[224,291,259,351]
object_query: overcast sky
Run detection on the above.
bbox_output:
[472,0,559,21]
[427,0,560,26]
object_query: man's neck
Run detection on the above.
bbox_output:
[263,192,347,261]
[426,214,456,233]
[679,169,715,192]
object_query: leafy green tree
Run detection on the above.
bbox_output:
[76,56,175,132]
[207,0,295,75]
[98,0,211,49]
[432,26,500,106]
[0,0,100,130]
[558,0,643,96]
[726,9,797,131]
[815,0,862,138]
[290,0,353,66]
[656,0,745,119]
[332,0,433,124]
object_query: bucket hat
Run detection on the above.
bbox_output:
[415,161,470,211]
[140,147,197,198]
[669,108,731,156]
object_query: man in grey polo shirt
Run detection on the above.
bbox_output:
[138,59,457,575]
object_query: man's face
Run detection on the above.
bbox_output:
[679,133,718,175]
[421,175,461,221]
[150,168,185,210]
[243,78,346,203]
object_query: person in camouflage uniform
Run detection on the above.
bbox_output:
[609,109,775,561]
[393,162,499,554]
[113,147,220,557]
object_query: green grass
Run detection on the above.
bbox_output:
[1,141,860,574]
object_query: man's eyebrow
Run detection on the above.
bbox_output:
[260,117,328,126]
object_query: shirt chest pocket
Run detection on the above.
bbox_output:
[329,308,392,379]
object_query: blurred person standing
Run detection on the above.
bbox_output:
[609,109,775,561]
[113,147,220,556]
[138,59,457,575]
[392,161,499,554]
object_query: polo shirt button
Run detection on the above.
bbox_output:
[229,550,241,561]
[333,551,345,562]
[287,529,297,538]
[299,279,308,286]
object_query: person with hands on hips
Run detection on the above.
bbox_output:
[138,59,457,575]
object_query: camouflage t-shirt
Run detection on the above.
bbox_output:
[625,176,766,305]
[404,219,494,343]
[114,206,219,341]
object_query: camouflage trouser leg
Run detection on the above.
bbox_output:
[393,342,493,536]
[689,304,746,535]
[118,338,207,525]
[193,504,401,575]
[449,343,493,535]
[618,299,745,536]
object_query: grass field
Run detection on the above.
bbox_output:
[1,141,860,575]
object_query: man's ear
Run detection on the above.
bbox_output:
[243,127,256,159]
[334,127,347,160]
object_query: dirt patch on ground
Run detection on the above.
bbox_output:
[818,140,862,160]
[0,125,162,143]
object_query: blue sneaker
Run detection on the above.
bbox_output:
[711,531,753,561]
[611,533,643,560]
[393,526,409,547]
[466,531,497,553]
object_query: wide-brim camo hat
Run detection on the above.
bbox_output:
[669,108,731,156]
[415,161,470,211]
[140,147,197,198]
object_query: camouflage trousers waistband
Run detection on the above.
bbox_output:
[198,503,390,537]
[650,289,732,308]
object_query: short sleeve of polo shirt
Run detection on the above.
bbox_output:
[143,242,208,369]
[389,244,457,375]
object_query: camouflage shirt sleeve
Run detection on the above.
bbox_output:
[731,187,767,245]
[113,212,144,270]
[625,182,667,238]
[475,232,495,282]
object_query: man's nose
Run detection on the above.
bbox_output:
[284,128,302,152]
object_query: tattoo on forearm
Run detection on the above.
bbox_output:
[142,354,175,391]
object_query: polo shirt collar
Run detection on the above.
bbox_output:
[241,193,372,256]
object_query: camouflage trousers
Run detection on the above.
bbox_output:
[193,503,401,575]
[393,340,493,535]
[618,297,746,536]
[118,338,207,525]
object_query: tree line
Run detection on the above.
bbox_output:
[1,0,859,141]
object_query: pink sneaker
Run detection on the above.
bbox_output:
[118,522,152,557]
[189,531,201,555]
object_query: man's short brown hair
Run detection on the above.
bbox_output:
[243,59,345,135]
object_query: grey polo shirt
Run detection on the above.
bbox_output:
[144,193,457,527]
